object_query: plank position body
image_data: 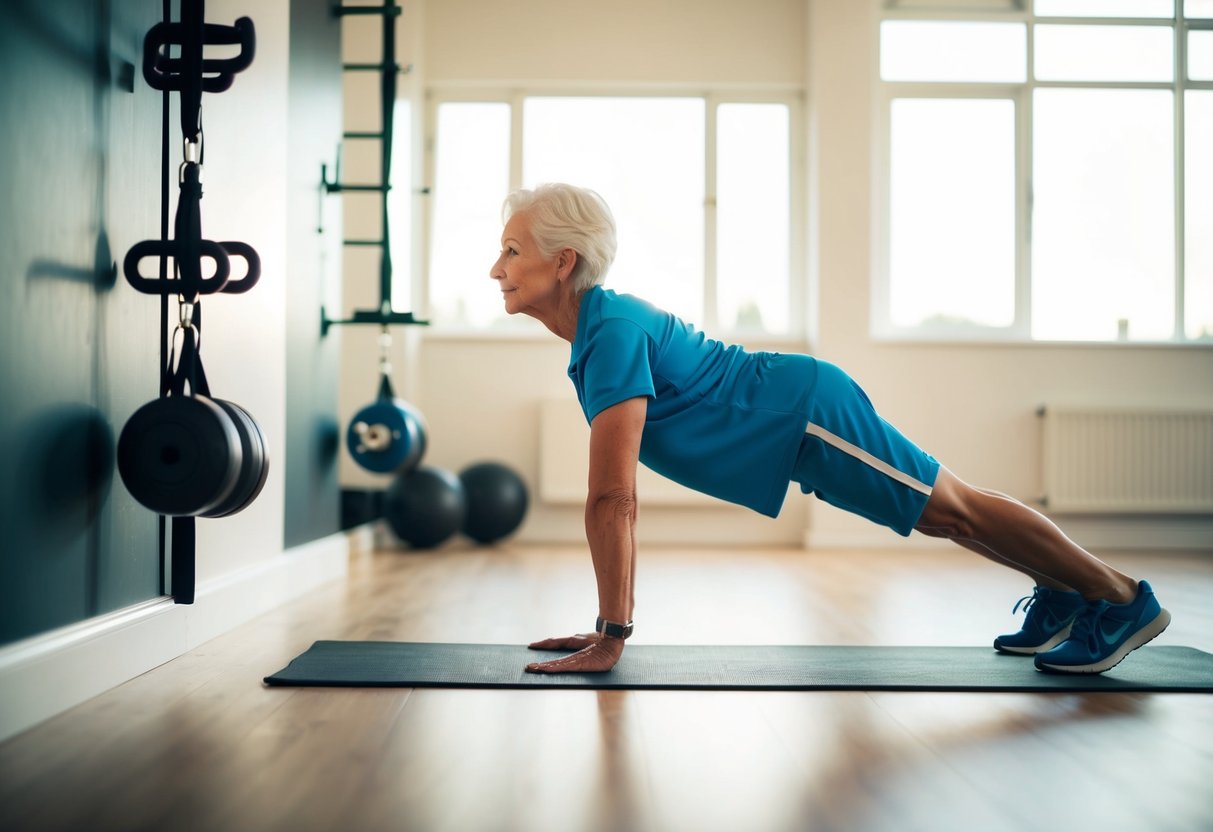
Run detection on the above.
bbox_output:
[488,183,1170,677]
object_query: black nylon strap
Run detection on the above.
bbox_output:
[171,516,196,604]
[179,0,205,145]
[164,318,204,608]
[163,314,210,400]
[176,163,204,298]
[170,0,199,606]
[377,371,396,401]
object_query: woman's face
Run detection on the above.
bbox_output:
[490,211,565,317]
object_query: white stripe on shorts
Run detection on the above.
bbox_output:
[804,422,934,497]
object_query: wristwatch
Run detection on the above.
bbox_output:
[596,616,634,640]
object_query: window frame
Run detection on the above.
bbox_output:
[874,1,1213,345]
[420,85,806,340]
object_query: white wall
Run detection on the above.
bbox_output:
[424,0,806,87]
[339,0,1213,550]
[192,0,291,579]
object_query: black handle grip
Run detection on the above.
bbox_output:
[142,17,257,94]
[216,241,261,294]
[122,239,231,296]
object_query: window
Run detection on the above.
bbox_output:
[522,97,706,324]
[716,103,792,333]
[428,102,511,329]
[880,21,1026,83]
[888,97,1016,331]
[1032,89,1174,340]
[878,1,1213,343]
[1189,90,1213,339]
[426,93,798,336]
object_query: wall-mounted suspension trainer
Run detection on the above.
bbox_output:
[324,1,430,483]
[118,0,262,605]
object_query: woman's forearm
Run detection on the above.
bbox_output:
[585,488,638,625]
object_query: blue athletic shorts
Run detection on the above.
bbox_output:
[790,361,940,536]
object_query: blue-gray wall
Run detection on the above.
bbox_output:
[0,0,164,645]
[285,0,343,548]
[0,0,344,646]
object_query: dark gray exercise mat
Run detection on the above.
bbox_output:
[264,642,1213,692]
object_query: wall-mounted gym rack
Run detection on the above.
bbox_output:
[320,0,427,335]
[119,0,263,606]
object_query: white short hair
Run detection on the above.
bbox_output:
[503,184,617,294]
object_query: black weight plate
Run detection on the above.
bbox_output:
[228,400,270,509]
[117,396,242,516]
[204,399,269,518]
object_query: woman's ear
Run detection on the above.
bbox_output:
[556,248,578,282]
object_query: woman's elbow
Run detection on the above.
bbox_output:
[587,488,639,524]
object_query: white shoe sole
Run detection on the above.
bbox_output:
[1035,608,1172,674]
[994,623,1074,655]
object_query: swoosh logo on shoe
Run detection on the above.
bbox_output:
[1101,619,1133,645]
[1042,611,1075,632]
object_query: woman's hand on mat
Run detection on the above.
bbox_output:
[525,634,624,673]
[528,632,599,652]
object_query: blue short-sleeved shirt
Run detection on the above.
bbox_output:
[568,287,816,517]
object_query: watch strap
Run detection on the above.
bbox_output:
[595,616,634,640]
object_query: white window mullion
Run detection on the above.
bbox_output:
[703,96,719,333]
[1016,82,1033,340]
[1019,11,1035,340]
[872,87,895,339]
[1175,9,1187,341]
[788,92,808,340]
[509,91,524,193]
[421,90,438,320]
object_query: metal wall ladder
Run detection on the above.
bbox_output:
[321,0,426,334]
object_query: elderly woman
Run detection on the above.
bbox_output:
[492,183,1169,676]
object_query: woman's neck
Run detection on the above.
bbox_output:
[536,284,584,343]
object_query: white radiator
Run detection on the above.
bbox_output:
[1039,407,1213,514]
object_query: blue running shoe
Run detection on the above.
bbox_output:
[994,586,1086,655]
[1034,580,1171,674]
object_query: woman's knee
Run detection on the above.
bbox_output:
[915,468,980,539]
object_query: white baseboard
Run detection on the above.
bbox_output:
[805,517,1213,552]
[1046,516,1213,552]
[803,529,949,551]
[0,527,366,744]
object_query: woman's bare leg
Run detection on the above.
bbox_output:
[931,533,1071,591]
[915,467,1136,603]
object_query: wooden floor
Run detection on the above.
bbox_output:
[2,541,1212,832]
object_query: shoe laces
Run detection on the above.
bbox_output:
[1011,587,1044,616]
[1067,600,1110,652]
